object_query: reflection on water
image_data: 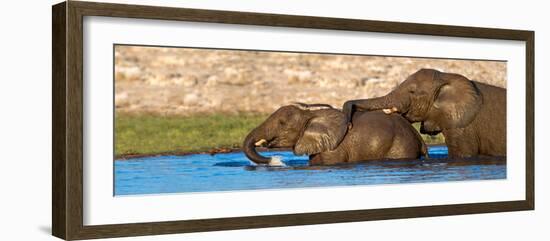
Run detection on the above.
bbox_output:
[114,146,506,196]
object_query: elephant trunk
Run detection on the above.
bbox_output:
[242,128,271,164]
[360,92,408,113]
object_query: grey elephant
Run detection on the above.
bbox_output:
[243,103,427,165]
[343,68,506,158]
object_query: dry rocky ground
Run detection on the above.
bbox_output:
[115,46,506,116]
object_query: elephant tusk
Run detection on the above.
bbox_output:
[255,139,268,147]
[383,107,398,114]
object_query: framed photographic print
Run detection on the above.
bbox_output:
[52,1,534,240]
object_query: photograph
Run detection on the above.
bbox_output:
[113,45,507,195]
[48,1,535,240]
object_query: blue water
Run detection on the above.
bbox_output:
[114,146,506,196]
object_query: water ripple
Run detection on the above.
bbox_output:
[114,146,506,195]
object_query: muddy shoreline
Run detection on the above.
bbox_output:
[115,147,293,160]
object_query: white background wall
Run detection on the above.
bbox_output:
[0,0,547,240]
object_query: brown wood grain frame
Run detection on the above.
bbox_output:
[52,1,535,240]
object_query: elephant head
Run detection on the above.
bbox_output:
[345,69,482,135]
[243,103,348,164]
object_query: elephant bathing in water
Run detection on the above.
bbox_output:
[243,103,427,165]
[343,68,506,158]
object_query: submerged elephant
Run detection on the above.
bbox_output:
[243,103,427,165]
[343,68,506,158]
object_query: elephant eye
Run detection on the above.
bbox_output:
[409,89,416,94]
[279,120,286,126]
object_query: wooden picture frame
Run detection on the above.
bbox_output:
[52,1,534,240]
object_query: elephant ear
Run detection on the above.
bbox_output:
[294,109,348,155]
[431,72,482,129]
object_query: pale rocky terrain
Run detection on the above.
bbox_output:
[115,46,506,116]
